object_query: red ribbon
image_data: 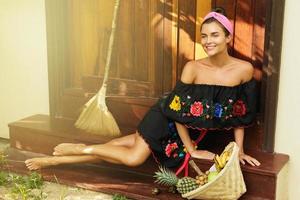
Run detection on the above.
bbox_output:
[175,129,208,176]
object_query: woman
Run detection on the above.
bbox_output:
[25,9,260,171]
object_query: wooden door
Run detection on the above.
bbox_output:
[46,0,281,152]
[46,0,196,132]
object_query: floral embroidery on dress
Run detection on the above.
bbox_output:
[214,103,223,118]
[169,95,181,111]
[165,142,178,157]
[190,101,204,116]
[168,94,247,121]
[232,100,247,116]
[163,122,186,158]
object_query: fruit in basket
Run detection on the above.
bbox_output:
[214,149,232,172]
[154,166,199,194]
[195,174,208,186]
[220,150,231,163]
[214,155,223,172]
[207,171,219,182]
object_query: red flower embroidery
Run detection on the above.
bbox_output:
[233,100,247,116]
[165,142,178,157]
[190,101,204,116]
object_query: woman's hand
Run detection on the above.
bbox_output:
[190,150,215,160]
[239,152,261,166]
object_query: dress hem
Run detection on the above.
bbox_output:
[184,122,255,131]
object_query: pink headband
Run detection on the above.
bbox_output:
[203,12,233,35]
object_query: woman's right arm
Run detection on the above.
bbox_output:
[175,122,196,153]
[175,122,215,160]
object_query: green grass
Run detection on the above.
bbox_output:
[0,151,8,166]
[1,151,128,199]
[0,171,9,186]
[0,152,46,200]
[0,170,46,200]
[112,193,131,200]
[0,148,47,199]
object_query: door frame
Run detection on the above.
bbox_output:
[261,0,285,152]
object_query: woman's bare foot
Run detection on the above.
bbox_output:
[53,143,86,156]
[190,150,216,160]
[25,157,59,170]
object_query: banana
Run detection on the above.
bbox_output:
[220,154,226,167]
[213,149,233,173]
[213,155,221,172]
[215,154,225,169]
[214,150,233,172]
[219,155,226,168]
[220,150,231,166]
[220,150,228,159]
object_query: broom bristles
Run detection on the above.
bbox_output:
[75,95,121,136]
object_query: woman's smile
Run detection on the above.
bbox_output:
[205,45,216,51]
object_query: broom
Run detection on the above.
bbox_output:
[75,0,121,136]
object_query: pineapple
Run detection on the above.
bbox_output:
[154,166,199,194]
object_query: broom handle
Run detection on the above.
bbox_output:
[100,0,120,92]
[189,160,204,176]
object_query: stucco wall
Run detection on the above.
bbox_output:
[275,1,300,199]
[0,0,49,138]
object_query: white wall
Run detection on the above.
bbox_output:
[0,0,49,138]
[275,1,300,199]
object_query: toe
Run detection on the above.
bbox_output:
[25,161,32,167]
[53,151,61,156]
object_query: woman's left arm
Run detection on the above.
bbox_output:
[234,127,261,166]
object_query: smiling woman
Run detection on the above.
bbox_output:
[200,9,232,58]
[25,7,260,172]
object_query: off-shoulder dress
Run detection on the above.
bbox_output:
[137,79,257,167]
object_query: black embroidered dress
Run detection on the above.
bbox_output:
[137,79,257,168]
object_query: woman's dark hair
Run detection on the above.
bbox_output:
[201,7,230,36]
[213,7,227,17]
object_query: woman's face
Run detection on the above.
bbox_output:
[200,21,232,57]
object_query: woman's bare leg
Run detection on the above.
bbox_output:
[25,134,139,170]
[53,133,150,166]
[106,133,136,147]
[25,132,151,170]
[26,134,137,170]
[51,133,137,156]
[25,154,122,171]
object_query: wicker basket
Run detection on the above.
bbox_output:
[182,142,246,200]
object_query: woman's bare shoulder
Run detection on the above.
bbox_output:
[181,60,201,83]
[232,57,253,69]
[232,58,254,81]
